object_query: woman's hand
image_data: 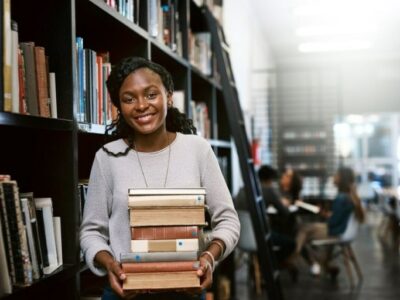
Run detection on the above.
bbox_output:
[198,254,213,290]
[106,260,140,299]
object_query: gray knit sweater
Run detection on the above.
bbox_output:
[80,133,240,276]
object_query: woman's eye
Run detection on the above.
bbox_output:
[122,97,135,103]
[146,92,158,100]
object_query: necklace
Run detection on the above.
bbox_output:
[133,134,171,188]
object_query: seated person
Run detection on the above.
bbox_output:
[295,167,365,275]
[235,165,296,267]
[280,168,303,205]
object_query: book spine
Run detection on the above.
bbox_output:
[131,238,199,253]
[0,183,15,284]
[120,251,198,263]
[3,0,12,111]
[131,226,200,240]
[3,182,32,286]
[20,198,40,280]
[128,194,205,207]
[0,219,12,295]
[121,261,199,273]
[20,42,39,115]
[123,271,200,290]
[128,188,206,196]
[34,46,50,117]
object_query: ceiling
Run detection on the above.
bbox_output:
[251,0,400,64]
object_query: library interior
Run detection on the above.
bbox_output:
[1,0,400,299]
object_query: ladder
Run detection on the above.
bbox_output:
[203,7,285,300]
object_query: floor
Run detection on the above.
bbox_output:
[234,211,400,300]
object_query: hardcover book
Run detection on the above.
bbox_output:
[120,251,198,263]
[129,206,206,227]
[130,238,199,253]
[123,271,200,290]
[121,261,199,273]
[131,226,200,240]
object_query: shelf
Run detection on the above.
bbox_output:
[87,0,148,40]
[2,264,76,299]
[191,65,220,88]
[150,39,189,68]
[78,123,106,135]
[0,112,73,131]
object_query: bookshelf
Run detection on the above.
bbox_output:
[1,0,232,299]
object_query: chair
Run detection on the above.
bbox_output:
[311,213,363,287]
[237,209,262,295]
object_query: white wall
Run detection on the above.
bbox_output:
[223,0,276,195]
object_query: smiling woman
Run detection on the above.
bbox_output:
[79,57,240,300]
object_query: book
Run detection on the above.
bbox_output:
[1,181,32,286]
[20,197,41,280]
[120,251,198,263]
[34,197,60,274]
[10,20,19,113]
[131,238,199,253]
[3,0,12,111]
[129,207,206,227]
[128,194,205,207]
[20,42,39,115]
[34,46,50,117]
[49,72,57,118]
[121,261,200,273]
[294,200,320,214]
[128,188,206,196]
[123,271,200,290]
[53,216,63,266]
[131,226,200,240]
[0,218,12,296]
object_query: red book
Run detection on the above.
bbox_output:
[122,261,199,273]
[131,226,200,240]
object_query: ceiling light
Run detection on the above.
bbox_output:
[295,25,377,37]
[298,40,372,52]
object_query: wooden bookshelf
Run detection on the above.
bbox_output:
[1,0,232,299]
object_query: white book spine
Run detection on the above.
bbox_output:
[11,27,19,113]
[34,198,59,274]
[49,73,57,118]
[53,217,62,266]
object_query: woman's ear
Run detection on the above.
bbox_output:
[167,91,173,108]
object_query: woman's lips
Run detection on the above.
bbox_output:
[134,113,154,124]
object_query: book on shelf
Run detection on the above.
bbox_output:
[120,251,199,263]
[128,194,205,207]
[0,218,12,296]
[34,46,51,117]
[121,261,200,273]
[123,271,200,290]
[131,238,199,253]
[20,197,41,280]
[172,90,185,113]
[11,20,19,113]
[128,187,206,196]
[130,206,206,227]
[49,72,57,118]
[131,225,200,240]
[34,197,61,274]
[53,216,63,266]
[294,200,320,214]
[20,42,39,115]
[0,180,32,287]
[3,0,12,112]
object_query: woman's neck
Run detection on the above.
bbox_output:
[133,130,175,152]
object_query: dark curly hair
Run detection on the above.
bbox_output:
[102,56,196,156]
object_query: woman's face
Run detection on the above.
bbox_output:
[280,169,293,191]
[119,68,172,136]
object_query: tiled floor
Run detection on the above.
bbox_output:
[234,211,400,300]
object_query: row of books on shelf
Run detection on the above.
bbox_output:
[191,101,211,139]
[0,175,62,297]
[283,145,327,155]
[149,0,183,55]
[2,3,58,117]
[122,187,207,290]
[284,162,326,171]
[103,0,137,23]
[75,37,117,124]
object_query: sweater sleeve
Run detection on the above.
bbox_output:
[80,153,113,276]
[201,146,240,261]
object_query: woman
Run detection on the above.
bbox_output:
[295,167,365,275]
[80,57,240,299]
[280,168,303,205]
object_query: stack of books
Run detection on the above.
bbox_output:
[121,188,207,291]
